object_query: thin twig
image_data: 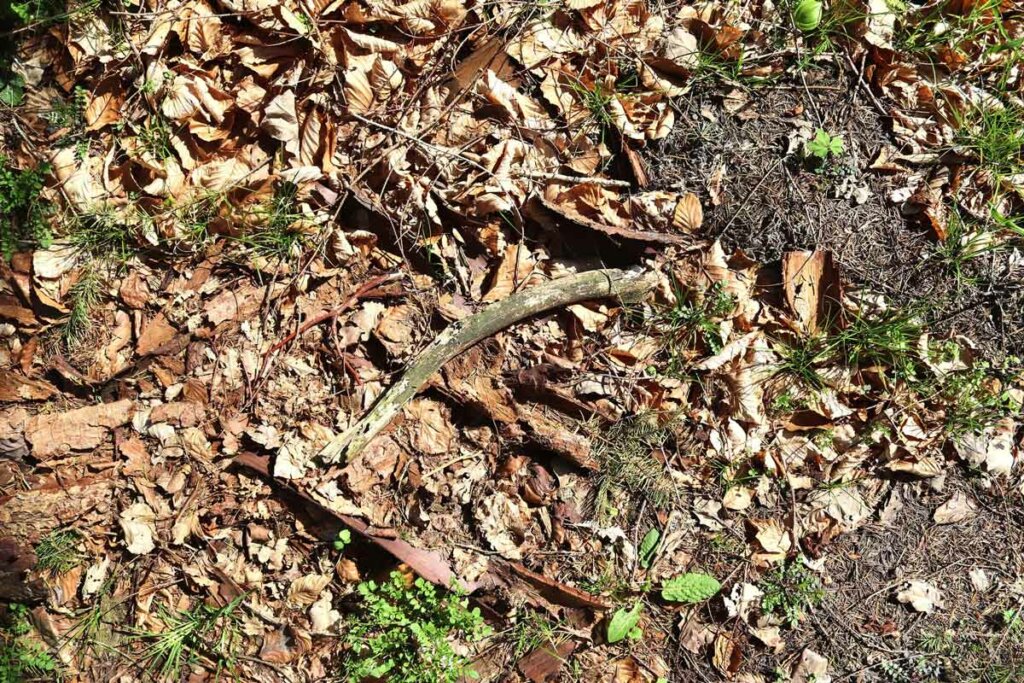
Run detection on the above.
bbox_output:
[252,272,402,391]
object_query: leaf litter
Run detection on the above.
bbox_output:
[0,0,1023,680]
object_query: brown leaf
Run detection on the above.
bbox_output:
[84,82,124,131]
[712,633,741,675]
[119,272,151,309]
[613,657,644,683]
[259,630,295,664]
[672,192,703,232]
[137,313,179,356]
[287,574,331,607]
[540,183,690,245]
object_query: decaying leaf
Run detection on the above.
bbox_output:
[120,502,157,555]
[896,580,944,613]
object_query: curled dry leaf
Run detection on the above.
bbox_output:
[120,502,158,555]
[287,574,332,607]
[896,580,944,613]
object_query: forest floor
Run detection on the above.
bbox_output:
[0,0,1023,681]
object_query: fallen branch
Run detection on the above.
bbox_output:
[321,268,658,462]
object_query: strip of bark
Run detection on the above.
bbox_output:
[321,268,658,463]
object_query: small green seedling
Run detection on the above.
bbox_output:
[1,603,60,682]
[793,0,823,31]
[35,529,84,573]
[333,529,352,552]
[135,594,245,680]
[806,129,845,161]
[638,528,660,569]
[606,602,643,644]
[760,559,824,627]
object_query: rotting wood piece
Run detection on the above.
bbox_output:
[320,268,659,463]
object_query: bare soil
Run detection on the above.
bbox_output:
[645,67,1024,359]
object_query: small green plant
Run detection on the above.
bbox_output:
[6,0,67,25]
[773,334,829,391]
[792,0,822,31]
[136,116,176,161]
[0,604,60,683]
[0,157,52,258]
[830,309,922,381]
[34,529,84,573]
[918,629,954,653]
[638,528,660,569]
[759,559,824,627]
[46,87,89,149]
[659,278,735,372]
[661,573,721,604]
[240,182,308,259]
[805,128,845,162]
[510,610,560,659]
[933,207,1003,288]
[135,594,245,680]
[953,104,1024,180]
[67,205,135,260]
[333,529,352,552]
[342,572,490,683]
[941,361,1019,438]
[606,602,643,644]
[57,269,102,348]
[770,389,808,415]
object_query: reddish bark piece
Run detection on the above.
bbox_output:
[24,399,134,459]
[494,560,612,610]
[0,371,57,402]
[518,639,578,683]
[233,451,470,590]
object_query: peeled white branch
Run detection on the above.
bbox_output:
[321,268,658,462]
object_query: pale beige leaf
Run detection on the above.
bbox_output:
[120,502,157,555]
[896,580,944,613]
[932,491,976,525]
[287,574,332,607]
[263,90,299,143]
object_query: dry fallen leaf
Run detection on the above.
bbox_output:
[791,648,831,683]
[120,502,157,555]
[932,491,976,525]
[672,192,703,232]
[896,580,944,613]
[287,574,332,607]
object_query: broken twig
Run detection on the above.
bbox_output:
[321,268,658,462]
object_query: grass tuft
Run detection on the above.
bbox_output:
[240,182,309,259]
[135,594,245,681]
[953,104,1024,180]
[34,529,84,574]
[60,269,102,348]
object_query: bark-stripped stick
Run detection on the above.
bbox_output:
[320,268,659,463]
